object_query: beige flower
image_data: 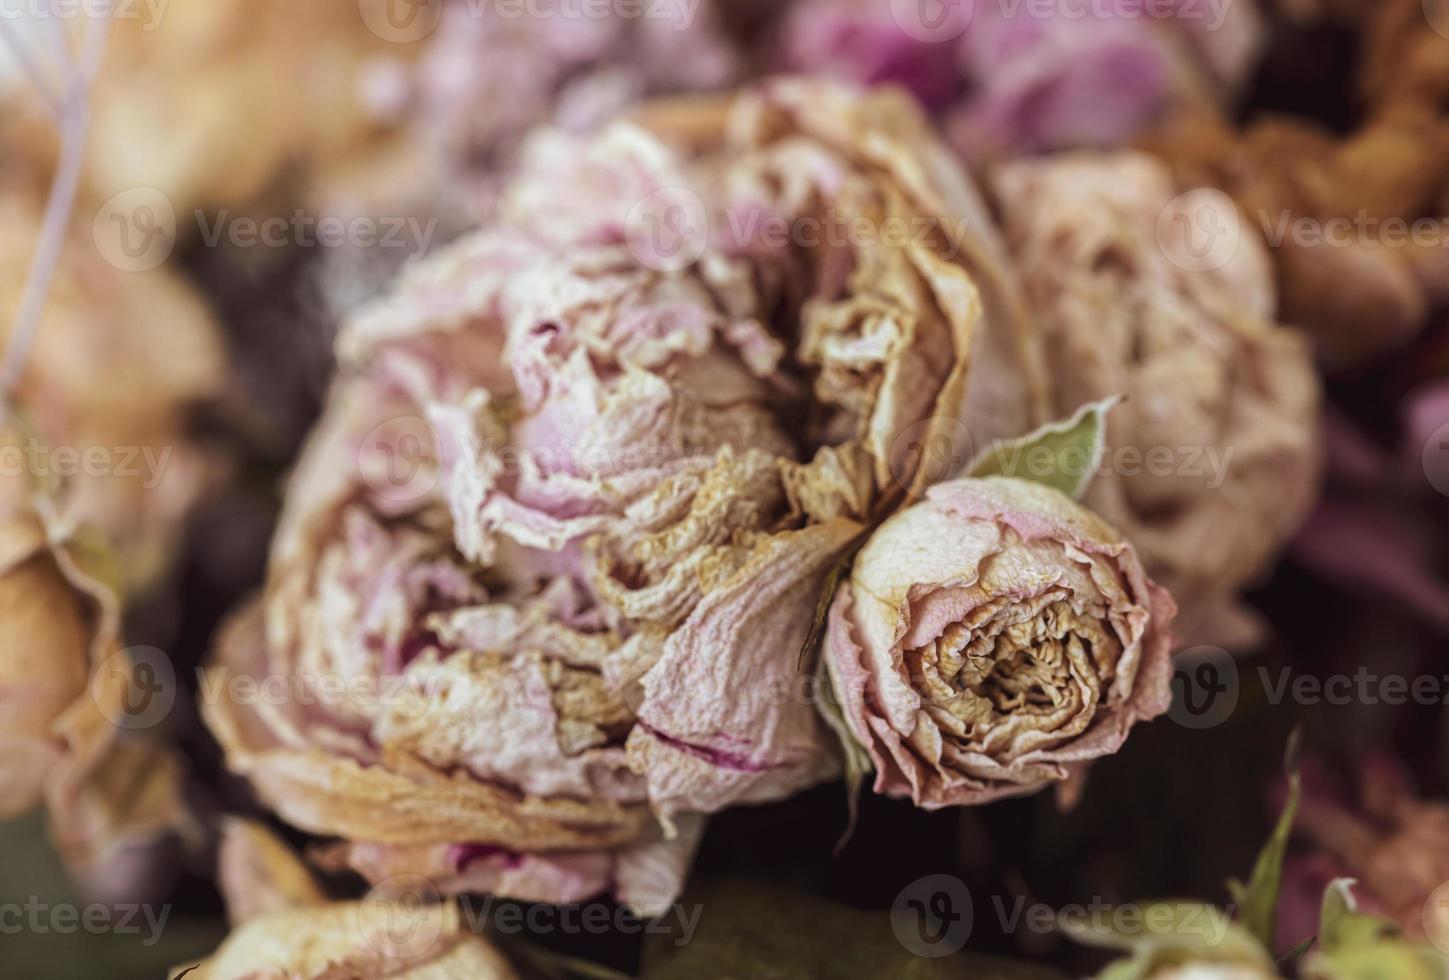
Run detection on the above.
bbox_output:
[825,476,1176,806]
[0,181,226,595]
[0,512,91,817]
[206,79,1042,910]
[991,152,1320,646]
[0,497,194,874]
[182,820,517,980]
[1142,107,1449,368]
[87,0,401,217]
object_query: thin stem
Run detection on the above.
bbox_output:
[47,10,71,74]
[0,9,111,420]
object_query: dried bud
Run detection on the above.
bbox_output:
[825,476,1175,806]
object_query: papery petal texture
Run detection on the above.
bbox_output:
[824,476,1176,807]
[990,152,1320,646]
[205,78,1042,909]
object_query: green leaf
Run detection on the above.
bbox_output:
[965,397,1119,500]
[1059,901,1273,978]
[1305,878,1449,979]
[641,879,1067,980]
[1277,936,1316,969]
[1306,940,1449,980]
[1319,879,1368,952]
[1228,732,1301,951]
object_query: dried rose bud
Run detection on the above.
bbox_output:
[824,476,1175,807]
[206,79,1042,910]
[991,152,1320,647]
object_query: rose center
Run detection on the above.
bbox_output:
[907,598,1121,718]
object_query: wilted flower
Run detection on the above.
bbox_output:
[206,79,1043,909]
[180,899,517,980]
[777,0,1266,163]
[216,818,330,927]
[87,0,401,217]
[1291,404,1449,633]
[400,0,742,214]
[824,476,1175,807]
[990,152,1320,647]
[0,182,226,594]
[1290,755,1449,945]
[0,511,92,817]
[0,497,194,879]
[187,820,516,980]
[1143,105,1449,368]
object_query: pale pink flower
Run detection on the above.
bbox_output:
[825,476,1176,807]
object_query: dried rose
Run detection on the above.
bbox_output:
[86,0,400,217]
[0,498,195,878]
[0,512,91,817]
[1142,106,1449,367]
[1290,755,1449,945]
[205,78,1042,910]
[187,818,519,979]
[0,181,226,595]
[179,899,517,980]
[990,152,1320,647]
[190,822,517,980]
[402,0,740,210]
[776,0,1265,164]
[307,0,749,334]
[824,475,1175,807]
[216,819,329,927]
